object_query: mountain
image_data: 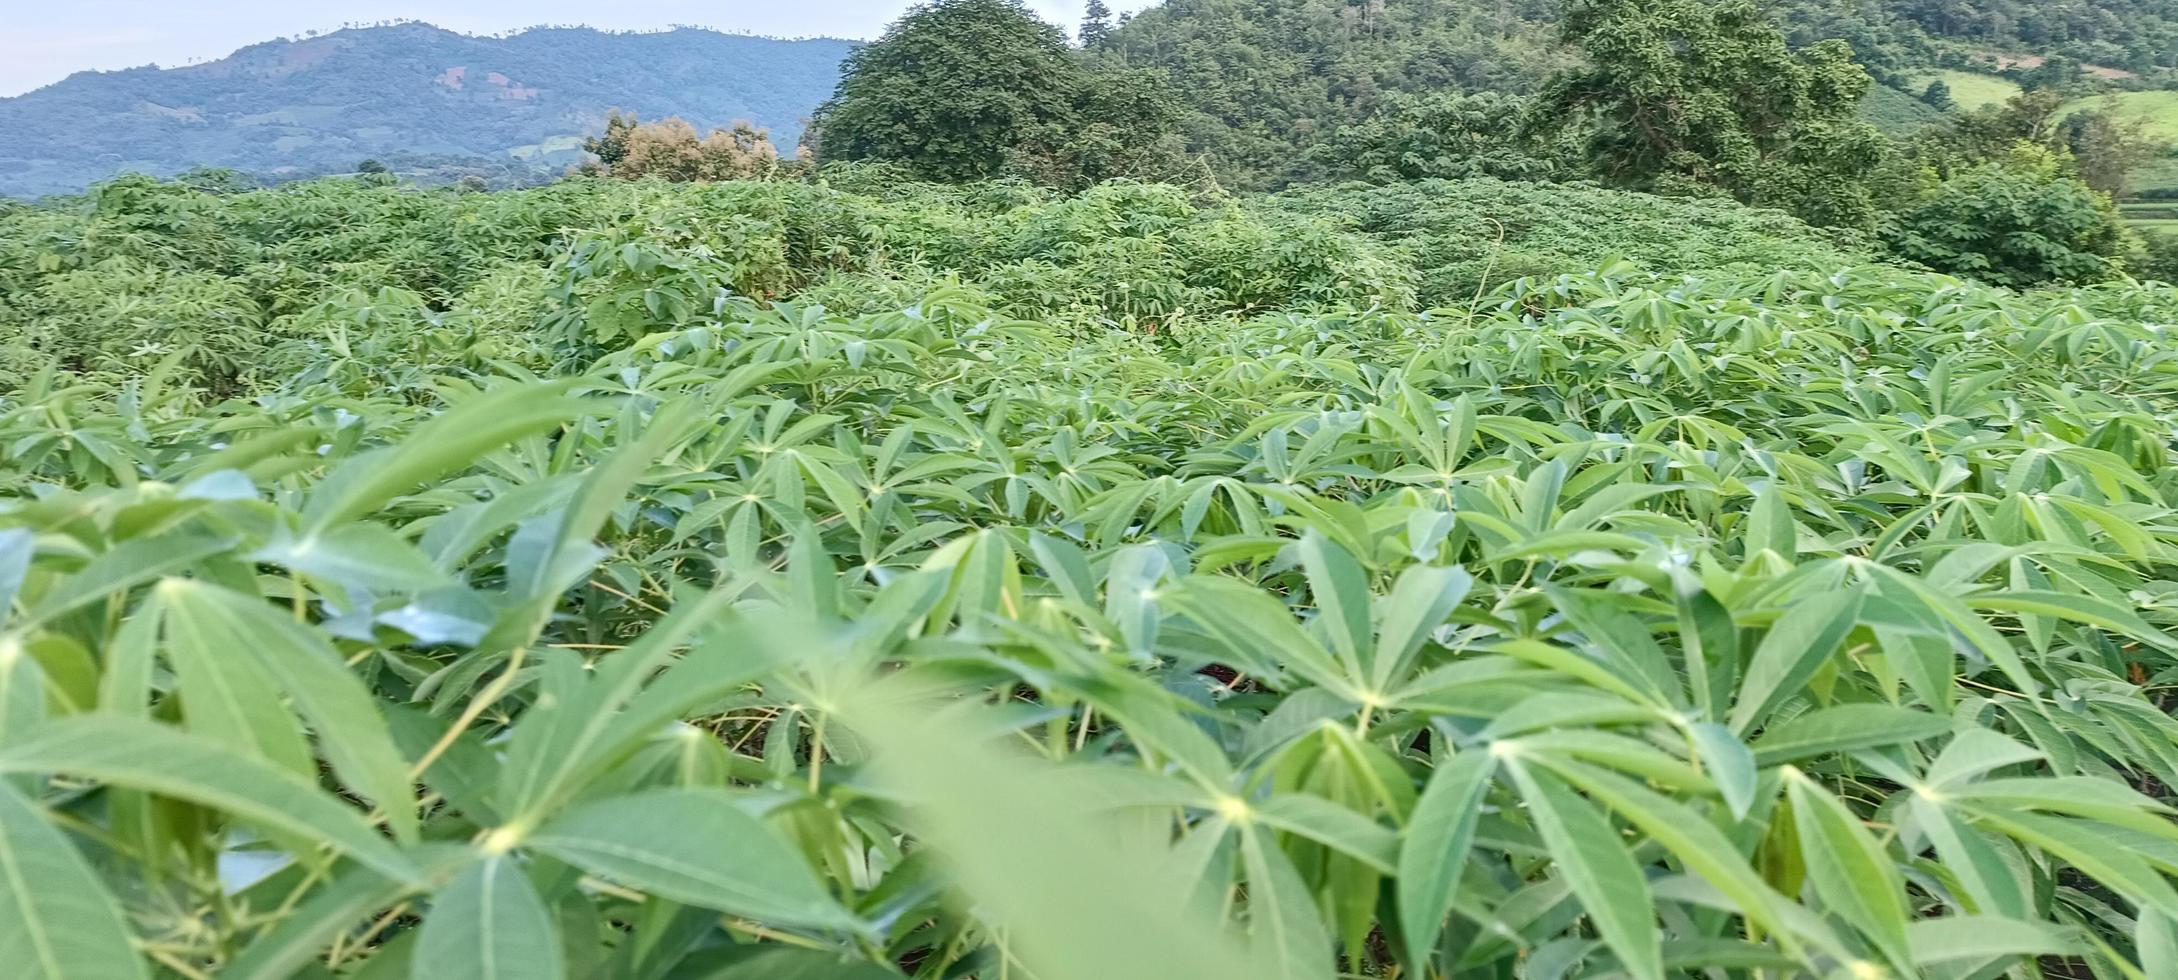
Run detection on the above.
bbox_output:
[0,23,858,197]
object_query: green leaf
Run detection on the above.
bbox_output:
[2139,910,2178,978]
[1908,795,2028,920]
[1743,483,1796,560]
[1906,915,2074,968]
[831,662,1277,980]
[1967,590,2172,650]
[1165,576,1353,697]
[1238,822,1337,980]
[149,581,316,777]
[1371,563,1470,690]
[1252,792,1398,873]
[1397,749,1496,967]
[1951,777,2177,840]
[1749,704,1951,765]
[21,530,231,630]
[1533,757,1796,951]
[414,856,563,980]
[1687,722,1756,820]
[1504,752,1662,980]
[1028,532,1095,606]
[1728,586,1865,733]
[665,946,906,979]
[785,523,840,619]
[1544,586,1679,708]
[528,788,853,930]
[1298,529,1372,679]
[0,638,47,751]
[302,382,586,532]
[508,398,698,601]
[154,580,418,841]
[499,592,789,816]
[1104,543,1170,658]
[223,862,424,980]
[1784,769,1911,972]
[0,716,419,883]
[1867,567,2040,701]
[0,528,32,615]
[252,523,447,595]
[0,780,149,980]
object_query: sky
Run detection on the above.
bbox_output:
[0,0,1159,97]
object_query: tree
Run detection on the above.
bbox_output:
[811,0,1178,185]
[1920,79,1956,112]
[1938,90,2066,160]
[584,111,638,170]
[1883,144,2131,287]
[2058,105,2169,196]
[582,111,785,182]
[2016,55,2083,93]
[1533,0,1893,228]
[1081,0,1114,47]
[1092,0,1580,190]
[1004,67,1186,187]
[356,159,389,175]
[1924,91,2169,196]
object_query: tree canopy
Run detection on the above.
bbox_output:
[1533,0,1894,229]
[1883,144,2133,287]
[811,0,1179,186]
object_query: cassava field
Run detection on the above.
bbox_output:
[5,171,2178,980]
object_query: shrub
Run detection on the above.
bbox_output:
[1883,147,2132,287]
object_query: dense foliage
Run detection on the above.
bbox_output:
[1884,146,2135,288]
[1774,0,2178,77]
[0,174,1418,389]
[811,0,1181,187]
[1095,0,1574,189]
[1532,0,1894,230]
[6,170,2178,979]
[0,24,855,198]
[1263,177,1869,305]
[1090,0,2178,194]
[1312,93,1574,185]
[0,173,1887,391]
[2140,229,2178,280]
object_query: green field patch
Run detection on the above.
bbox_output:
[2130,156,2178,196]
[2061,90,2178,143]
[508,135,587,160]
[1907,70,2021,109]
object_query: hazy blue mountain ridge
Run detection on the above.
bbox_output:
[0,23,856,197]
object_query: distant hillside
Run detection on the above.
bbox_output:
[0,23,857,197]
[1095,0,2178,190]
